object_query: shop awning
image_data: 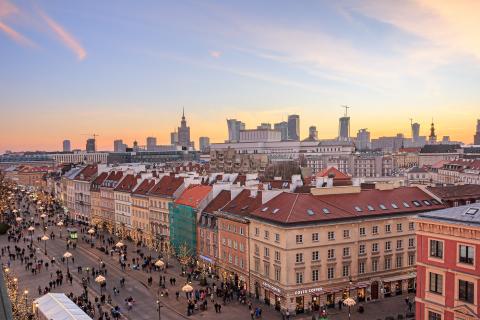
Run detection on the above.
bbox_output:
[34,293,92,320]
[382,272,416,283]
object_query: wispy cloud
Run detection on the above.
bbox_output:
[0,21,35,47]
[209,50,222,58]
[39,11,87,60]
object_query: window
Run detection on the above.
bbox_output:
[396,255,403,268]
[408,255,415,266]
[459,280,474,303]
[296,253,303,263]
[372,243,379,252]
[397,223,403,232]
[296,272,303,284]
[296,234,303,244]
[275,251,280,262]
[430,240,443,259]
[275,233,280,242]
[379,204,387,210]
[274,268,281,281]
[459,245,474,265]
[343,230,350,238]
[354,206,362,212]
[312,232,319,242]
[327,249,335,259]
[385,224,391,233]
[312,251,319,261]
[385,241,391,251]
[391,203,398,209]
[342,264,350,277]
[372,226,378,235]
[328,231,335,240]
[255,227,259,236]
[359,261,365,274]
[254,244,259,255]
[359,244,365,255]
[359,227,366,236]
[264,230,269,240]
[367,205,374,211]
[408,222,414,231]
[396,240,403,249]
[408,238,415,248]
[343,247,350,257]
[240,243,245,252]
[264,247,270,258]
[429,272,443,294]
[372,260,378,272]
[384,257,391,270]
[264,263,270,277]
[327,267,334,279]
[428,311,441,320]
[312,269,319,282]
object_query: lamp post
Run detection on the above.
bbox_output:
[88,228,95,244]
[95,275,106,294]
[41,235,49,255]
[57,220,64,238]
[63,251,72,271]
[343,279,356,320]
[40,213,47,234]
[155,259,165,286]
[28,226,35,246]
[156,292,163,320]
[24,289,29,315]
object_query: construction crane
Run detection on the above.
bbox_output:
[341,105,350,117]
[81,133,100,140]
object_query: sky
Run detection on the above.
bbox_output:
[0,0,479,152]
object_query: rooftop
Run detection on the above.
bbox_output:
[74,165,98,181]
[420,144,460,154]
[418,203,480,227]
[427,184,480,200]
[132,178,156,196]
[114,174,139,193]
[148,176,184,197]
[316,167,351,180]
[175,184,212,208]
[90,172,108,191]
[220,189,262,216]
[203,190,231,214]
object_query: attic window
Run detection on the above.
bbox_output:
[272,208,280,214]
[307,209,315,216]
[379,204,387,210]
[241,205,249,211]
[403,202,410,208]
[322,208,330,214]
[431,199,440,205]
[465,208,479,215]
[391,203,398,209]
[354,206,362,212]
[367,205,375,211]
[423,200,432,206]
[261,207,269,212]
[412,201,421,207]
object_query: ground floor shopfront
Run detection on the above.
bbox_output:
[250,273,416,314]
[219,265,249,291]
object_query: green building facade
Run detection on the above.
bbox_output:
[169,202,198,256]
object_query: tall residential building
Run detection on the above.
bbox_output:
[474,119,480,145]
[146,137,157,151]
[227,119,246,142]
[411,122,420,142]
[274,121,289,141]
[170,131,178,145]
[308,126,318,140]
[63,140,71,152]
[177,108,193,148]
[199,136,210,152]
[113,140,126,153]
[287,114,300,141]
[356,129,371,150]
[338,116,350,141]
[86,138,96,153]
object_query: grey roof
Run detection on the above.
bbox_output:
[418,203,480,227]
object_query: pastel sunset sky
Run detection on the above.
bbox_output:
[1,0,479,152]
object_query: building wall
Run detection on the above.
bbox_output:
[132,195,151,246]
[114,191,132,238]
[169,203,197,254]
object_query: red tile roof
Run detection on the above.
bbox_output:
[427,184,480,200]
[220,189,262,216]
[91,172,108,191]
[251,187,445,225]
[203,190,231,214]
[175,184,212,208]
[132,178,156,196]
[148,176,184,197]
[114,174,139,192]
[316,167,350,180]
[74,165,98,181]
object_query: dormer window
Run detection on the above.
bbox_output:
[367,205,375,211]
[354,206,362,212]
[322,208,330,214]
[391,203,398,209]
[379,204,387,210]
[403,202,410,208]
[272,208,280,214]
[261,207,269,212]
[307,209,315,216]
[412,201,421,207]
[423,200,431,206]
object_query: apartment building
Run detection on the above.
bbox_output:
[99,171,124,233]
[247,186,444,314]
[147,175,185,252]
[416,204,480,320]
[131,178,156,246]
[90,172,108,228]
[72,165,99,222]
[114,174,140,239]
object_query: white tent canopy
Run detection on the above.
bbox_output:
[33,293,92,320]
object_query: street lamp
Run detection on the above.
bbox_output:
[155,259,165,286]
[343,297,356,320]
[87,228,95,244]
[156,296,162,320]
[24,289,29,314]
[95,275,106,294]
[41,235,49,255]
[182,283,193,299]
[28,226,35,245]
[57,221,64,238]
[63,251,72,271]
[40,213,47,234]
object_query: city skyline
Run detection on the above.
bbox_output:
[1,0,480,152]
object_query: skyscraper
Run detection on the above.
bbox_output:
[86,138,96,152]
[274,121,289,141]
[170,131,178,145]
[308,126,318,140]
[338,106,350,141]
[62,140,71,152]
[411,122,420,143]
[199,137,210,152]
[226,119,245,142]
[356,129,371,150]
[475,119,480,145]
[146,137,157,151]
[177,108,193,148]
[287,114,300,141]
[114,139,126,152]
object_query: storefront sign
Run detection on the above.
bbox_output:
[294,287,323,296]
[262,281,281,295]
[199,255,213,263]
